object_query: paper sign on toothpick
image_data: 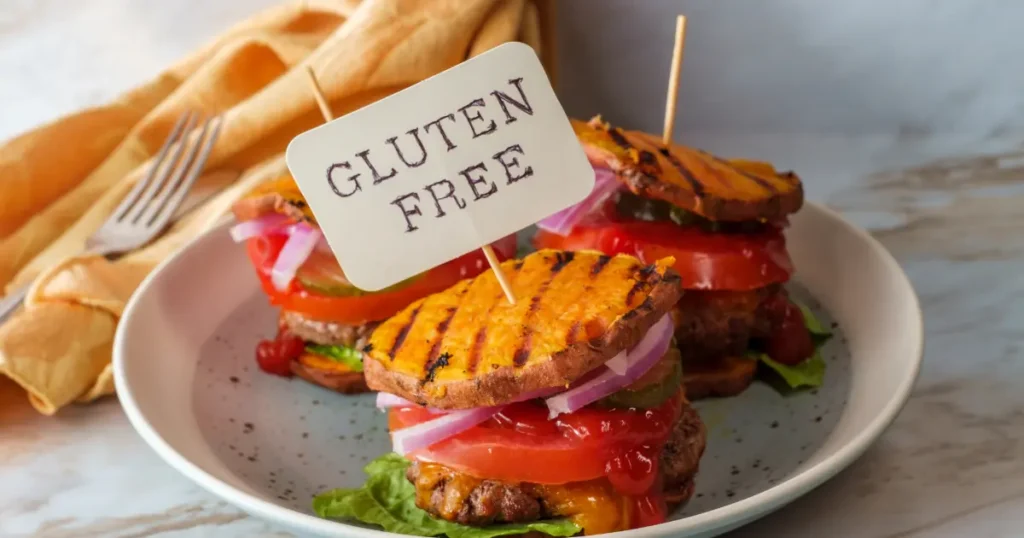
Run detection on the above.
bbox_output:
[286,43,594,291]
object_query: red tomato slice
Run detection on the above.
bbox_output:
[246,233,517,325]
[389,395,681,487]
[535,218,792,292]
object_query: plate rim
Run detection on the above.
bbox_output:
[113,201,923,537]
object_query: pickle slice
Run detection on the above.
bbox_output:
[601,349,683,410]
[296,248,419,296]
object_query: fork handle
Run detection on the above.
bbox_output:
[0,284,29,325]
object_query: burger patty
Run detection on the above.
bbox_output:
[671,284,781,361]
[280,310,377,349]
[405,402,706,527]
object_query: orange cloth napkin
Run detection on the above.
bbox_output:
[0,0,555,415]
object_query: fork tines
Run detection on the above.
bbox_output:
[112,110,223,231]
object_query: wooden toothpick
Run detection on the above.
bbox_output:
[482,244,516,305]
[303,66,517,304]
[662,15,688,146]
[305,66,335,122]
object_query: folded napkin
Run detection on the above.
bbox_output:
[0,0,555,415]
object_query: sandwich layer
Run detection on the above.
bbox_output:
[365,250,683,409]
[404,401,705,533]
[231,175,315,223]
[670,286,777,361]
[277,311,374,394]
[573,117,803,222]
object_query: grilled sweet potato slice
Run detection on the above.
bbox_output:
[573,116,803,222]
[291,352,369,394]
[230,174,315,223]
[364,250,683,409]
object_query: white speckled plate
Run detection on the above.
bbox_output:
[113,201,922,537]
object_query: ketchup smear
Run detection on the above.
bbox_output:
[762,294,815,365]
[255,329,303,377]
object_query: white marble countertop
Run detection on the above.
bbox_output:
[3,1,1024,537]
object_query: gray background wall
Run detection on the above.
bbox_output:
[558,0,1023,139]
[4,1,1023,143]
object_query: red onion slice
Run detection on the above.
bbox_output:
[270,223,321,291]
[378,387,560,413]
[605,352,630,375]
[392,406,503,455]
[545,315,674,418]
[228,214,290,242]
[376,393,445,414]
[535,167,619,236]
[376,392,415,409]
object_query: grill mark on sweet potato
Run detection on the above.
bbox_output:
[465,260,526,375]
[551,251,575,273]
[466,327,488,375]
[425,306,459,369]
[607,126,633,150]
[626,264,660,306]
[512,344,532,367]
[703,150,779,194]
[388,306,421,360]
[566,320,582,345]
[422,352,451,384]
[512,253,572,367]
[622,296,655,321]
[656,147,706,198]
[590,255,612,277]
[511,290,544,368]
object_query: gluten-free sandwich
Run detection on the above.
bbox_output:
[314,249,707,536]
[536,117,829,399]
[229,174,516,393]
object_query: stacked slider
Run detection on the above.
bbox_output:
[537,117,823,398]
[317,249,707,536]
[229,175,517,393]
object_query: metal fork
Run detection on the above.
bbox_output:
[0,110,222,323]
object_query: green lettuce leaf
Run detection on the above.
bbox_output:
[305,344,364,372]
[750,301,831,389]
[797,302,832,347]
[758,353,826,389]
[314,454,580,538]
